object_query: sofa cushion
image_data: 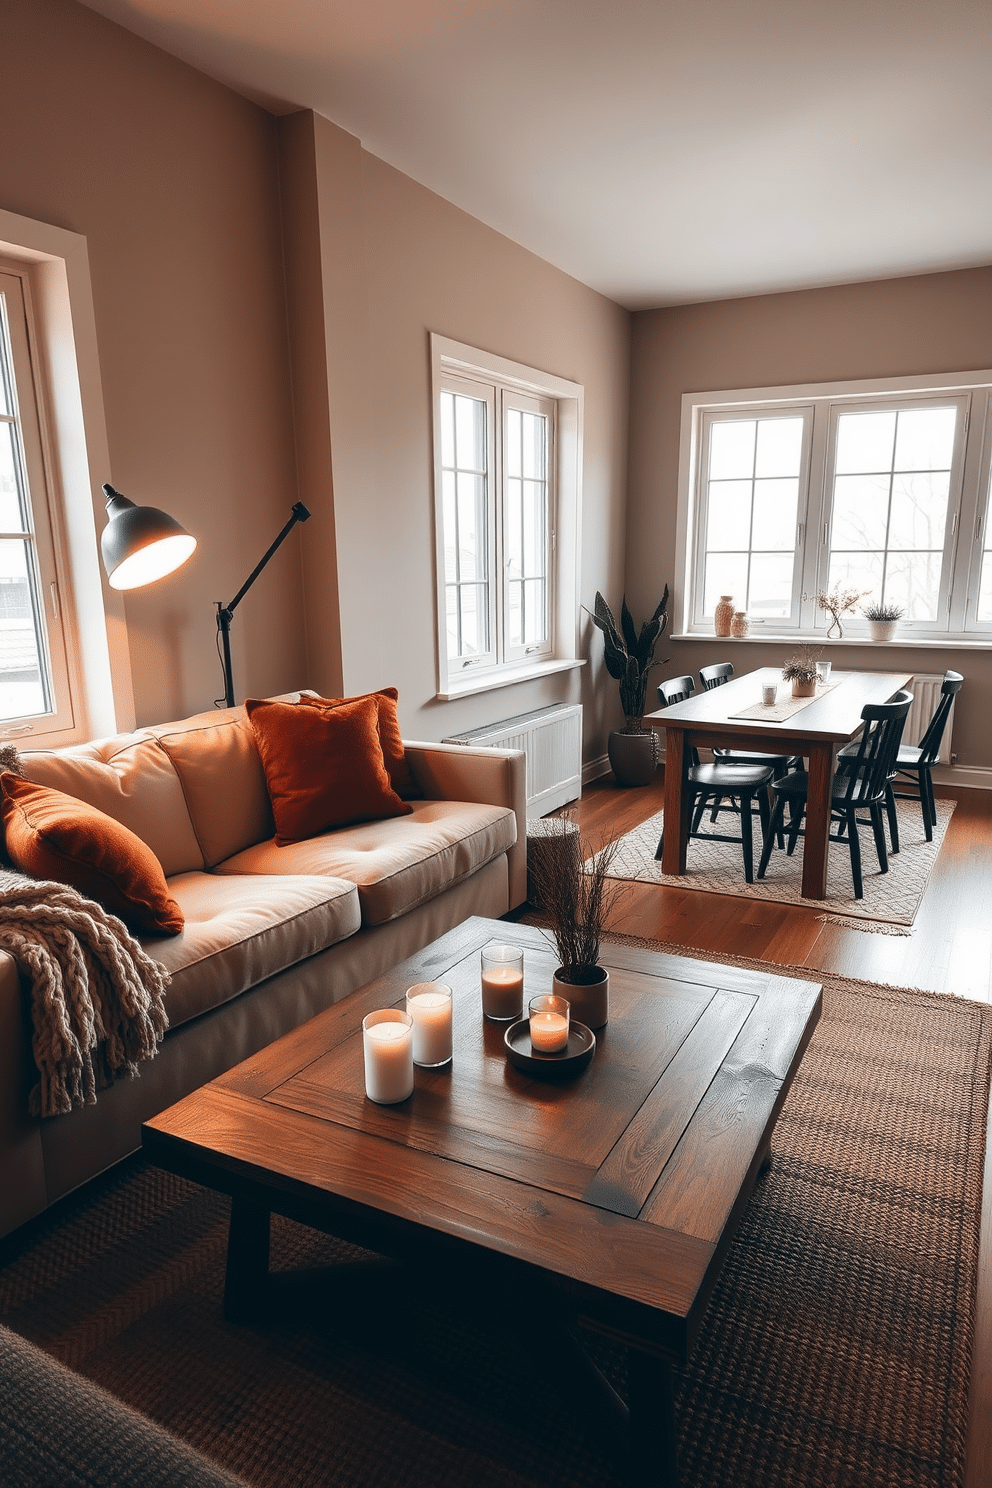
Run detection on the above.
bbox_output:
[246,695,412,845]
[152,707,274,868]
[298,688,419,799]
[147,872,361,1026]
[213,800,517,926]
[19,733,203,877]
[1,774,184,936]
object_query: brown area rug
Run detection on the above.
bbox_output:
[1,939,989,1488]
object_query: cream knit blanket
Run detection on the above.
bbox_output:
[0,870,170,1118]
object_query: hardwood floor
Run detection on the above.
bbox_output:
[563,772,992,1488]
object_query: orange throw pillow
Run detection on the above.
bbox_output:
[246,694,412,845]
[1,773,184,936]
[297,687,419,799]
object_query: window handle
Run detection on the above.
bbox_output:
[50,582,59,620]
[461,657,482,668]
[0,724,33,737]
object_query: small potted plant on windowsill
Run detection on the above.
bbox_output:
[782,643,821,698]
[862,600,904,642]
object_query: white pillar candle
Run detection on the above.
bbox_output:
[528,993,570,1053]
[406,982,453,1067]
[362,1010,414,1104]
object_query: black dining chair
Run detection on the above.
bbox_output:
[757,691,913,899]
[838,670,962,844]
[654,674,775,884]
[698,661,800,845]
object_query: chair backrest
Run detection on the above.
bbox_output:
[916,671,963,764]
[700,663,734,691]
[836,691,913,806]
[658,674,695,707]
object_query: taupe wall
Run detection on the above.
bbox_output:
[0,0,307,726]
[627,268,992,770]
[283,112,631,758]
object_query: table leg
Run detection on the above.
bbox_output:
[661,729,688,876]
[801,741,837,899]
[627,1348,679,1486]
[224,1195,271,1323]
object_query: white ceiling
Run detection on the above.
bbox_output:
[78,0,992,309]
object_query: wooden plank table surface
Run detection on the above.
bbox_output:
[645,666,912,899]
[143,916,822,1486]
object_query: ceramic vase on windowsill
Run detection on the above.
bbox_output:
[714,595,734,637]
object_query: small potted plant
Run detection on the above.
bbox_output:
[590,586,669,787]
[527,812,623,1030]
[782,643,821,698]
[862,599,904,642]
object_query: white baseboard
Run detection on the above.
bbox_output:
[932,763,992,791]
[583,754,612,784]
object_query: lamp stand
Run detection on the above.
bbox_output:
[215,502,311,708]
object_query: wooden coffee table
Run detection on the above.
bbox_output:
[143,916,821,1486]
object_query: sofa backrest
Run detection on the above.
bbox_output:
[18,702,282,876]
[19,731,205,877]
[149,707,274,869]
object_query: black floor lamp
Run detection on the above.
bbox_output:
[214,502,311,707]
[100,484,312,707]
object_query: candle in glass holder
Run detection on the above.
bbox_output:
[362,1009,414,1104]
[481,944,524,1021]
[528,993,570,1054]
[406,982,453,1067]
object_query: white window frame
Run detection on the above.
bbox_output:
[430,334,584,699]
[0,209,134,743]
[675,370,992,645]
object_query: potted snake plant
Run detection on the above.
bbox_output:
[591,586,669,786]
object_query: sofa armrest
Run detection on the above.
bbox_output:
[403,741,527,909]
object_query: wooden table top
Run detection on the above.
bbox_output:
[143,916,821,1360]
[645,667,912,745]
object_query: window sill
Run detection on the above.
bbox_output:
[671,633,991,650]
[438,657,585,701]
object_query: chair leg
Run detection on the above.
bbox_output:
[691,792,709,834]
[758,797,787,879]
[786,798,803,856]
[920,768,935,840]
[846,807,863,899]
[740,790,755,884]
[869,802,889,873]
[884,782,899,854]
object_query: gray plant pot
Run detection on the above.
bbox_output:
[608,727,659,787]
[553,966,609,1030]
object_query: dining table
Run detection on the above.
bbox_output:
[644,666,913,900]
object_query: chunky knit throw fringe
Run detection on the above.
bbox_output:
[0,871,170,1118]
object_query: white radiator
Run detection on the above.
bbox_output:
[443,704,583,817]
[905,674,955,763]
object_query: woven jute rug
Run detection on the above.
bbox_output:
[592,797,955,933]
[1,938,989,1488]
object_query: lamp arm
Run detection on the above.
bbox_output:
[214,502,311,709]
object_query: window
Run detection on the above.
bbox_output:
[678,372,992,641]
[0,264,75,736]
[431,336,583,697]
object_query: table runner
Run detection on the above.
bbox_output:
[728,678,838,723]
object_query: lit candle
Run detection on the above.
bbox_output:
[362,1010,414,1104]
[528,993,570,1054]
[481,944,524,1021]
[406,982,453,1067]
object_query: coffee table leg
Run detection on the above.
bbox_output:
[627,1348,678,1487]
[224,1195,271,1324]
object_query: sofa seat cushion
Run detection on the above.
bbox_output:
[145,872,361,1027]
[213,800,517,927]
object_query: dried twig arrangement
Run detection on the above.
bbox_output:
[528,812,626,980]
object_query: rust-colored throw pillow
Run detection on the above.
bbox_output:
[0,773,184,936]
[246,694,412,846]
[298,687,419,799]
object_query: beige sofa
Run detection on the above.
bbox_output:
[0,698,526,1238]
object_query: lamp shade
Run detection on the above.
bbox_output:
[100,484,196,590]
